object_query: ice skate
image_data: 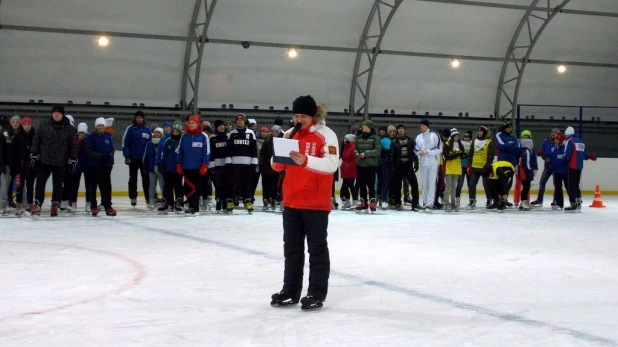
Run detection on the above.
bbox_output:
[467,199,476,209]
[445,203,452,212]
[174,199,184,214]
[505,200,513,208]
[131,198,137,207]
[1,208,8,216]
[50,202,59,217]
[226,199,234,214]
[184,208,198,215]
[487,201,499,210]
[157,203,170,214]
[530,199,543,207]
[215,199,222,212]
[369,199,376,213]
[105,207,117,216]
[355,199,368,213]
[262,199,270,211]
[564,200,580,213]
[14,203,23,216]
[300,295,324,310]
[519,200,531,211]
[485,199,492,208]
[341,198,352,209]
[30,201,41,216]
[91,208,99,217]
[270,200,277,211]
[270,292,299,307]
[498,200,506,213]
[59,200,70,211]
[244,199,253,214]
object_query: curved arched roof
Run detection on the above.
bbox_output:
[1,0,617,116]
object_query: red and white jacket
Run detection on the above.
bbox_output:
[272,120,339,212]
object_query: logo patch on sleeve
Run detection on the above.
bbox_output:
[328,146,337,154]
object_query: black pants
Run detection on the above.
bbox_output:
[227,166,253,202]
[35,163,66,204]
[183,169,202,210]
[71,171,92,203]
[567,169,582,204]
[434,165,445,206]
[391,165,420,207]
[201,169,213,199]
[340,178,357,201]
[262,173,279,202]
[282,207,330,301]
[88,166,112,209]
[61,167,73,202]
[356,166,376,202]
[128,159,150,201]
[468,168,491,201]
[163,171,183,207]
[15,169,36,205]
[553,172,568,208]
[376,163,384,198]
[521,178,532,202]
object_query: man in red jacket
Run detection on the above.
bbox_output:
[270,95,339,310]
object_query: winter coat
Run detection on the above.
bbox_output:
[540,137,558,169]
[414,129,442,167]
[469,137,494,170]
[176,132,210,170]
[271,118,339,212]
[209,131,228,169]
[84,131,114,167]
[389,135,418,172]
[225,128,258,167]
[122,122,151,160]
[31,117,77,168]
[160,137,180,173]
[443,140,464,175]
[340,142,357,179]
[495,131,520,166]
[518,148,535,181]
[354,130,381,168]
[259,135,277,175]
[156,132,171,164]
[10,128,35,175]
[563,134,588,170]
[142,141,158,173]
[551,143,567,174]
[75,138,90,173]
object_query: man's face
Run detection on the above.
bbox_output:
[22,123,32,132]
[10,119,20,129]
[293,114,313,129]
[249,124,257,131]
[419,124,428,132]
[217,124,225,133]
[52,112,64,122]
[504,125,512,134]
[225,123,233,131]
[236,118,246,128]
[135,116,144,124]
[361,124,370,133]
[397,127,406,137]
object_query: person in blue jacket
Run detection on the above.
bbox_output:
[85,118,116,216]
[531,128,560,206]
[495,120,520,205]
[517,131,537,211]
[551,135,568,210]
[143,127,164,209]
[562,126,597,212]
[158,122,184,213]
[122,110,151,207]
[176,115,210,214]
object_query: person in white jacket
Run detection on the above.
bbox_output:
[414,118,442,209]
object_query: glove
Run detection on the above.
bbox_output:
[199,164,208,176]
[588,153,597,161]
[30,154,40,169]
[154,166,159,174]
[125,157,131,165]
[537,150,545,156]
[466,166,472,176]
[68,158,78,173]
[176,164,183,175]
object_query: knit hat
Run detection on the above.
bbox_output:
[162,121,173,129]
[260,126,269,132]
[134,111,145,118]
[419,118,430,127]
[21,117,32,125]
[10,115,21,123]
[344,134,356,143]
[292,95,317,116]
[77,122,88,133]
[450,128,459,137]
[187,115,200,124]
[94,117,106,127]
[214,120,224,129]
[501,120,513,131]
[478,126,488,138]
[65,115,75,127]
[550,127,560,134]
[51,104,65,116]
[105,118,114,127]
[274,116,284,126]
[271,125,282,133]
[248,118,257,126]
[387,125,396,133]
[565,126,575,136]
[172,121,183,134]
[396,123,405,130]
[236,113,247,122]
[520,129,532,138]
[153,127,164,136]
[224,120,233,126]
[363,119,374,129]
[202,120,210,128]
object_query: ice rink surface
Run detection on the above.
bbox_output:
[1,196,617,347]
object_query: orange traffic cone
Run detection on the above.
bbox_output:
[589,185,606,208]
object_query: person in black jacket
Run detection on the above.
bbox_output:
[0,123,8,215]
[30,105,78,216]
[259,125,281,211]
[10,117,36,215]
[389,124,420,211]
[224,113,257,213]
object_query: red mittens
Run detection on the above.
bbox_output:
[588,153,597,161]
[176,164,183,174]
[200,164,208,175]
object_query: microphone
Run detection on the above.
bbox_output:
[288,122,301,139]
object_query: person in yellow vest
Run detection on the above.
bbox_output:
[443,128,465,212]
[466,126,494,209]
[482,161,515,212]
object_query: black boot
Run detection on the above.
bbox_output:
[271,292,299,307]
[300,295,324,310]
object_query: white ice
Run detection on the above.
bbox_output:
[1,197,618,347]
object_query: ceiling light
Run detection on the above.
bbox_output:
[450,59,460,68]
[287,48,298,59]
[557,64,567,73]
[97,36,109,47]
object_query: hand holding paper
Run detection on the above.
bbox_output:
[290,151,307,166]
[273,137,300,165]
